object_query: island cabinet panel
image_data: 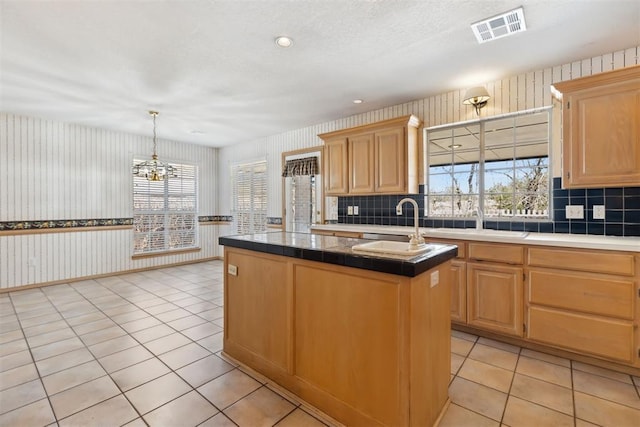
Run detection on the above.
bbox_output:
[527,306,635,363]
[224,250,291,372]
[222,243,453,427]
[294,265,403,426]
[467,263,524,337]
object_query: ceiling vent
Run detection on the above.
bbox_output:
[471,7,526,44]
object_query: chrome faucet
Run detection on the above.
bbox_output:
[396,198,425,248]
[476,208,483,230]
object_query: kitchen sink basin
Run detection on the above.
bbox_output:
[351,240,435,256]
[424,228,529,238]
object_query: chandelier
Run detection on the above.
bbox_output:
[132,111,176,181]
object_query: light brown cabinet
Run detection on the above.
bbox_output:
[467,262,524,337]
[526,246,638,365]
[319,115,420,195]
[323,137,349,194]
[349,132,376,193]
[553,65,640,188]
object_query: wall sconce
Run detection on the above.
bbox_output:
[463,86,491,115]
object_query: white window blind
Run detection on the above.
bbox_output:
[232,160,267,234]
[133,162,198,254]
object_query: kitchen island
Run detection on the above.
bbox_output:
[219,232,457,427]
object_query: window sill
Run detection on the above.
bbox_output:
[132,247,201,260]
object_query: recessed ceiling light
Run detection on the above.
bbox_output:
[448,144,462,149]
[471,7,526,44]
[353,99,363,104]
[275,36,293,48]
[190,130,205,135]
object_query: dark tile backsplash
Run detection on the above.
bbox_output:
[336,178,640,237]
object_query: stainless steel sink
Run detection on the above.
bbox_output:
[351,240,435,256]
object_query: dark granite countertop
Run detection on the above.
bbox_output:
[218,232,458,277]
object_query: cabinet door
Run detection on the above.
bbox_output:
[348,133,375,193]
[225,250,290,370]
[563,79,640,187]
[323,137,349,195]
[375,127,406,193]
[450,260,467,323]
[467,263,524,336]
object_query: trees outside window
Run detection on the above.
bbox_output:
[427,109,550,219]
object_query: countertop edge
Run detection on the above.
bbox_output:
[311,224,640,252]
[219,233,458,278]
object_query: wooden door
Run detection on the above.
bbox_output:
[348,133,375,193]
[323,137,348,195]
[374,126,406,193]
[467,262,524,336]
[450,260,467,323]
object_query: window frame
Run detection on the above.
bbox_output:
[132,161,199,255]
[424,107,553,221]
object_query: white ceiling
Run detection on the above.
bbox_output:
[1,0,639,148]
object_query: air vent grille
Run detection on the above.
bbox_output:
[471,7,527,44]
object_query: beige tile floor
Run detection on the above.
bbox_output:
[0,260,638,426]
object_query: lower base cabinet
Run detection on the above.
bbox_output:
[450,260,467,323]
[467,262,524,337]
[527,306,635,363]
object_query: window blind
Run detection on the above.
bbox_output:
[133,162,198,254]
[232,160,267,234]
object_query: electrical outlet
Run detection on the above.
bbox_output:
[565,205,584,219]
[396,205,403,215]
[593,205,605,219]
[347,206,353,215]
[430,270,439,287]
[227,264,238,276]
[353,206,359,215]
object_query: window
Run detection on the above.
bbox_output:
[232,160,267,234]
[426,109,550,219]
[133,162,198,254]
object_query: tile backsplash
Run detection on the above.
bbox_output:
[337,179,640,237]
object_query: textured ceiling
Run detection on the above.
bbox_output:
[1,0,639,147]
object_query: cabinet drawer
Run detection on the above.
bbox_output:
[469,243,523,264]
[527,306,634,363]
[528,247,635,276]
[528,269,635,320]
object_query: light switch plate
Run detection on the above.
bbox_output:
[565,205,584,219]
[593,205,605,219]
[347,206,353,215]
[353,206,359,215]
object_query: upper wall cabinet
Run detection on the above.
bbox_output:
[553,65,640,188]
[319,115,421,195]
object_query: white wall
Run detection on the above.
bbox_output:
[0,114,218,289]
[217,46,639,242]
